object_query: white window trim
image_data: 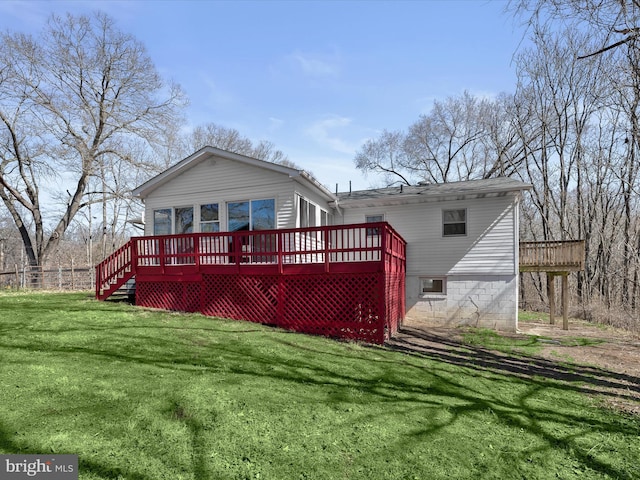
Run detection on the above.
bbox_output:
[365,214,385,236]
[365,214,385,223]
[298,195,322,228]
[227,198,276,232]
[174,205,195,234]
[442,208,467,237]
[199,203,220,233]
[153,207,173,236]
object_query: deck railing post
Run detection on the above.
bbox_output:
[234,231,241,271]
[194,234,200,271]
[95,264,101,298]
[130,238,138,274]
[278,231,284,274]
[324,227,330,273]
[159,237,166,274]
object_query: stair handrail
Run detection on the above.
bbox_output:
[95,239,135,299]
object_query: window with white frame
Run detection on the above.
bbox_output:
[227,199,275,232]
[200,203,220,232]
[321,210,329,226]
[175,206,194,234]
[153,209,172,235]
[420,277,446,295]
[365,214,384,236]
[152,205,208,235]
[443,209,466,236]
[299,196,325,228]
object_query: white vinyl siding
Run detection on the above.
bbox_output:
[447,201,515,275]
[143,157,303,235]
[337,196,517,275]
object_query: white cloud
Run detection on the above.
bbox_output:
[268,117,284,132]
[305,115,358,154]
[290,50,340,77]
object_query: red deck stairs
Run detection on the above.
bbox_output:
[95,240,136,301]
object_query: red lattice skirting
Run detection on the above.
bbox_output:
[135,271,404,344]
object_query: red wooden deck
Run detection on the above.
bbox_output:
[96,223,406,344]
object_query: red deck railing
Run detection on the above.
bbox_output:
[96,223,406,343]
[131,222,404,275]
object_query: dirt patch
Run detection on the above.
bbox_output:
[518,320,640,415]
[518,320,640,376]
[387,318,640,416]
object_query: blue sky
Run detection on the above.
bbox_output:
[0,0,525,191]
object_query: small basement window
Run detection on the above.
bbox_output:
[420,277,446,295]
[443,209,466,236]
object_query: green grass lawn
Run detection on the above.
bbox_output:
[1,292,638,479]
[461,328,605,356]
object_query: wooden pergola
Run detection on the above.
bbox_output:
[519,240,585,330]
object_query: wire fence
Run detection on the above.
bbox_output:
[0,264,94,291]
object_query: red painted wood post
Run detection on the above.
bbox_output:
[194,234,200,271]
[277,231,285,326]
[277,231,284,274]
[159,237,166,274]
[95,264,101,298]
[130,238,138,275]
[324,226,330,273]
[379,223,388,343]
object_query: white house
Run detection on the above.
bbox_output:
[132,146,531,332]
[331,180,530,331]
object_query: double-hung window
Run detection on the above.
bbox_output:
[366,214,384,236]
[200,203,220,232]
[443,209,466,236]
[153,209,172,235]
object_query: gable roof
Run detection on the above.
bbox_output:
[132,146,336,201]
[332,177,532,208]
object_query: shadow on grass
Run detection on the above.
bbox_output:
[0,422,153,480]
[386,325,640,402]
[1,297,639,479]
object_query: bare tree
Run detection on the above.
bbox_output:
[178,123,296,167]
[0,12,185,277]
[354,130,413,186]
[511,0,640,58]
[354,92,520,185]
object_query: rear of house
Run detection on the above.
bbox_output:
[123,147,530,335]
[332,179,528,331]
